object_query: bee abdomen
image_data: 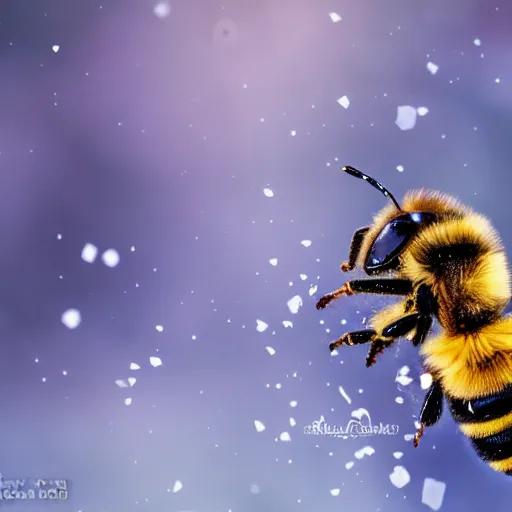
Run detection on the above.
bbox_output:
[448,385,512,475]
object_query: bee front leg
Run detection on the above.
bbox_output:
[414,380,444,448]
[316,278,413,310]
[340,226,370,272]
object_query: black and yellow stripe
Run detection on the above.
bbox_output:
[447,384,512,475]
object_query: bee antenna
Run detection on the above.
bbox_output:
[342,165,403,212]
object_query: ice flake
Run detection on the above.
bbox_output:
[395,106,417,131]
[393,452,403,459]
[426,62,439,75]
[280,432,291,442]
[290,400,298,407]
[337,95,350,109]
[172,480,183,493]
[265,346,276,355]
[154,2,171,18]
[396,366,413,386]
[404,434,414,441]
[417,106,429,116]
[420,372,433,389]
[282,320,293,328]
[351,408,370,421]
[287,295,303,314]
[128,377,136,387]
[300,239,312,247]
[396,165,405,173]
[338,386,352,404]
[289,417,296,427]
[156,325,164,332]
[354,446,375,459]
[101,249,120,268]
[345,461,354,470]
[269,258,278,266]
[149,356,162,367]
[115,379,128,388]
[52,45,60,53]
[389,466,410,488]
[61,309,81,329]
[398,365,410,375]
[330,488,341,496]
[309,285,318,296]
[473,38,481,46]
[81,243,98,263]
[256,319,268,332]
[254,420,266,432]
[290,130,297,136]
[395,396,404,404]
[124,397,132,406]
[263,188,274,198]
[130,362,140,370]
[299,274,307,280]
[422,478,446,511]
[250,484,260,494]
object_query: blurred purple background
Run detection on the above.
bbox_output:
[1,0,512,510]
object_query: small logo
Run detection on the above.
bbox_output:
[303,408,399,438]
[0,476,70,501]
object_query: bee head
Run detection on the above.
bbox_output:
[342,166,438,274]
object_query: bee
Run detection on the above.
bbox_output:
[317,165,512,475]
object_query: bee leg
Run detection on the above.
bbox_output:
[381,313,421,339]
[327,329,392,367]
[414,380,444,448]
[412,284,437,347]
[365,338,394,368]
[329,329,377,351]
[340,227,370,272]
[316,278,413,310]
[363,313,421,368]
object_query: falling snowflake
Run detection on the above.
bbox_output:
[256,319,268,332]
[389,466,410,488]
[149,356,162,367]
[61,309,81,329]
[395,106,417,131]
[280,432,291,442]
[422,478,446,511]
[426,62,439,75]
[338,385,351,404]
[287,295,303,314]
[81,243,98,263]
[154,2,171,18]
[254,420,266,432]
[102,249,120,268]
[337,96,350,109]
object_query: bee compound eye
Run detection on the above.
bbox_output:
[366,217,416,268]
